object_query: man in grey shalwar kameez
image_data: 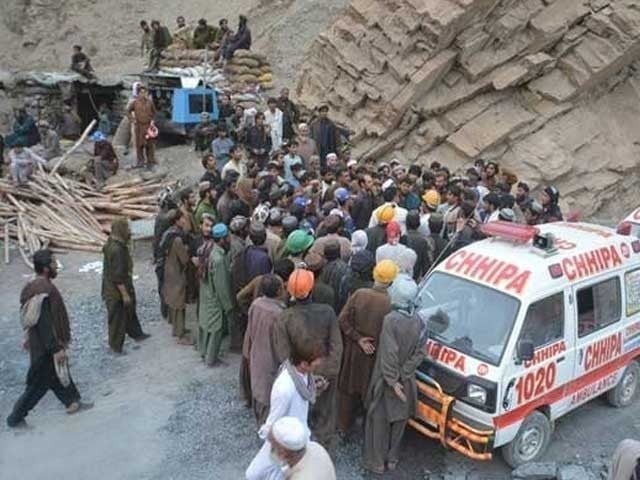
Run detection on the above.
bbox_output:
[362,281,424,474]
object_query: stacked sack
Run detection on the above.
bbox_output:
[225,49,274,91]
[159,49,214,68]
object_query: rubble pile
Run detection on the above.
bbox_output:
[296,0,640,219]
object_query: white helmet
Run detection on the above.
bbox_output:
[252,203,270,224]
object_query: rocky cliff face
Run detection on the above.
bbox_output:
[296,0,640,219]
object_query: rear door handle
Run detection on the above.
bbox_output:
[556,356,565,363]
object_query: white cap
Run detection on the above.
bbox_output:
[382,178,395,192]
[347,159,357,168]
[326,152,338,161]
[271,417,309,451]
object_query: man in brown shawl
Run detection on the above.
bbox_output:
[243,274,286,425]
[160,209,192,344]
[7,249,92,428]
[274,269,343,452]
[337,259,397,434]
[102,217,149,354]
[362,281,423,474]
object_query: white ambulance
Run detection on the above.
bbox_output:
[411,221,640,467]
[617,207,640,237]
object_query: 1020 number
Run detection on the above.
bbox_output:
[515,362,557,405]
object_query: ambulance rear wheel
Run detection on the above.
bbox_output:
[501,411,552,468]
[607,361,640,408]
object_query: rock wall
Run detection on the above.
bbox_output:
[296,0,640,219]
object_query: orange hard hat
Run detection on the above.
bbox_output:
[287,268,315,299]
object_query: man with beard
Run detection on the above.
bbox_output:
[160,209,192,344]
[277,88,299,141]
[153,190,178,319]
[231,222,272,351]
[217,171,241,225]
[193,112,217,153]
[127,85,157,168]
[224,15,252,60]
[337,260,397,434]
[264,97,284,153]
[515,181,530,209]
[274,269,342,453]
[198,223,234,367]
[243,274,286,425]
[245,112,272,168]
[539,185,563,223]
[7,249,93,428]
[296,123,318,165]
[309,105,342,171]
[482,161,500,191]
[102,218,150,354]
[352,174,375,231]
[362,282,424,474]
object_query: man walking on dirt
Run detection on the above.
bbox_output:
[7,249,93,428]
[127,85,157,169]
[102,217,150,354]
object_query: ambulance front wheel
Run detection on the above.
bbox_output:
[607,361,640,408]
[501,411,552,468]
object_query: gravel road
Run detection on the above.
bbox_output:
[0,242,637,479]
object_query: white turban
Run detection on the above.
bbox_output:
[271,417,309,451]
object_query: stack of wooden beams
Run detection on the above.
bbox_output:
[0,171,175,260]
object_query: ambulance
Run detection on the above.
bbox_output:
[411,221,640,467]
[617,207,640,237]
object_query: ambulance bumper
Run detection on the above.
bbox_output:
[409,372,495,461]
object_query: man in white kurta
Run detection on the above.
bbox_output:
[264,99,283,153]
[245,361,314,480]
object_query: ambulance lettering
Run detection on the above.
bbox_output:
[570,373,618,405]
[425,340,466,373]
[583,332,622,372]
[444,251,531,295]
[561,245,623,281]
[524,341,566,368]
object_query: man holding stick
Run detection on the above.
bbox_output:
[102,217,150,354]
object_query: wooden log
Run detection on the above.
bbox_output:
[50,119,97,175]
[4,221,9,264]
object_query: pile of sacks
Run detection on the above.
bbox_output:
[159,49,215,68]
[225,49,274,91]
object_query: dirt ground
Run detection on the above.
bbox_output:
[0,236,639,479]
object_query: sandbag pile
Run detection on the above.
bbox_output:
[225,49,274,91]
[159,49,217,69]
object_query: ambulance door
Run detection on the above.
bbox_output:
[503,290,574,418]
[571,274,624,408]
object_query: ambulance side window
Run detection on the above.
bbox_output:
[577,277,621,338]
[624,269,640,317]
[519,293,564,349]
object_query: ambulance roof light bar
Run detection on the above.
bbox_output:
[479,221,539,244]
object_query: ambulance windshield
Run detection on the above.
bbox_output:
[416,272,520,366]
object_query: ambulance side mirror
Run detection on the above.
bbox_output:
[516,340,535,363]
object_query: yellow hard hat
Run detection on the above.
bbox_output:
[373,259,399,284]
[422,189,441,209]
[377,204,396,223]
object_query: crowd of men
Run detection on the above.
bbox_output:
[2,33,568,477]
[3,75,567,477]
[139,85,564,477]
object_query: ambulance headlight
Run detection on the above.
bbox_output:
[467,384,487,405]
